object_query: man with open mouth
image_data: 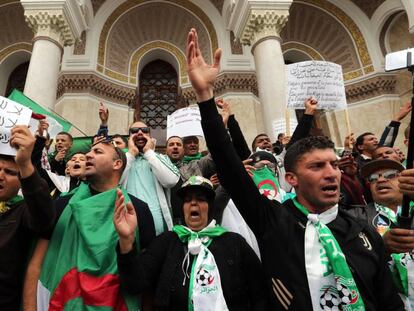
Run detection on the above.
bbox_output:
[348,159,414,309]
[121,121,180,235]
[186,28,403,310]
[25,140,155,311]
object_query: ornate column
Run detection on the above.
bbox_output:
[401,0,414,34]
[226,0,293,142]
[21,0,89,110]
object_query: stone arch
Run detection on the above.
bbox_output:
[129,41,187,85]
[281,0,374,81]
[0,46,31,96]
[282,42,324,62]
[0,2,33,52]
[97,0,218,84]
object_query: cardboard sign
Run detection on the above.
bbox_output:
[166,106,204,139]
[0,97,32,156]
[286,61,347,110]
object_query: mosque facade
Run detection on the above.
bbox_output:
[0,0,413,147]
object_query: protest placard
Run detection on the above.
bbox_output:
[0,96,32,156]
[166,106,204,139]
[272,118,298,138]
[286,61,347,110]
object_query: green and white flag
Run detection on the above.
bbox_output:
[8,89,72,138]
[38,183,140,310]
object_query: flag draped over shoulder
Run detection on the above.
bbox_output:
[38,183,140,311]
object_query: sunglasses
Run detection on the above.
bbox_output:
[129,127,150,134]
[367,169,400,184]
[253,161,276,171]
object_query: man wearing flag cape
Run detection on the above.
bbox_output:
[0,125,55,310]
[185,28,404,310]
[34,140,155,310]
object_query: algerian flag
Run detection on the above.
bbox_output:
[38,184,140,310]
[8,89,72,138]
[252,166,286,202]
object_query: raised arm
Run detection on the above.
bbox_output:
[379,102,411,147]
[114,189,167,293]
[142,133,180,188]
[186,28,277,236]
[287,97,317,149]
[10,126,55,233]
[218,99,251,160]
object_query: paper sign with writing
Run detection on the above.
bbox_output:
[0,96,32,156]
[286,61,347,110]
[272,118,298,137]
[166,106,204,139]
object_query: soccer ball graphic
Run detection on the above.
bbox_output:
[337,283,352,304]
[320,291,340,310]
[196,268,213,286]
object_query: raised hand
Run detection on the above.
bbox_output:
[99,102,109,125]
[113,189,137,254]
[394,102,412,122]
[142,134,155,153]
[186,28,222,102]
[210,173,220,187]
[37,119,49,137]
[344,133,355,151]
[304,97,318,115]
[10,125,35,178]
[55,148,67,162]
[128,134,139,157]
[243,159,256,178]
[217,99,231,127]
[398,169,414,197]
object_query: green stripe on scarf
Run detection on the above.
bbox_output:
[293,198,365,310]
[182,153,204,164]
[173,223,227,311]
[40,183,140,310]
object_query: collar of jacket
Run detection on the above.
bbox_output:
[283,198,366,243]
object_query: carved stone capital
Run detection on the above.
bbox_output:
[24,10,74,46]
[241,9,289,46]
[21,0,90,47]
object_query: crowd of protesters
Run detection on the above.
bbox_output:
[1,28,414,311]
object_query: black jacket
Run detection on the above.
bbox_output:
[0,170,55,311]
[117,231,268,310]
[198,98,404,310]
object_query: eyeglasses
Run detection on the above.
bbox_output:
[129,127,150,134]
[253,161,276,171]
[367,169,400,184]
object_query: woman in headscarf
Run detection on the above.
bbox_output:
[114,175,268,310]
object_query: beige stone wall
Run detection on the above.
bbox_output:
[320,98,407,149]
[220,94,265,150]
[194,94,264,153]
[55,95,134,137]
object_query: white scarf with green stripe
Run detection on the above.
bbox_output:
[293,199,365,310]
[173,221,229,311]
